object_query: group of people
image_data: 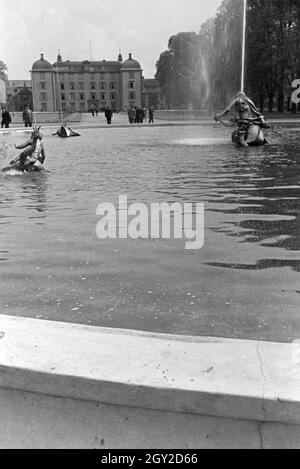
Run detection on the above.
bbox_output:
[1,105,12,128]
[1,104,34,129]
[127,106,154,124]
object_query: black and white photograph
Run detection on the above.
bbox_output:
[0,0,299,451]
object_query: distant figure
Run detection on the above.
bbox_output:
[22,105,33,128]
[1,107,12,128]
[149,107,154,124]
[143,108,147,122]
[95,106,99,117]
[105,106,113,125]
[128,106,136,124]
[90,104,96,117]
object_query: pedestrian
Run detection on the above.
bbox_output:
[128,106,136,124]
[143,108,147,123]
[149,107,154,124]
[134,107,139,124]
[1,106,12,128]
[95,106,99,117]
[22,105,33,128]
[105,106,113,125]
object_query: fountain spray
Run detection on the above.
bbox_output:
[241,0,247,93]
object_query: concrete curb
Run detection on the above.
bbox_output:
[0,315,299,426]
[1,118,300,133]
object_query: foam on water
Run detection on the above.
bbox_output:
[174,138,229,146]
[1,169,26,177]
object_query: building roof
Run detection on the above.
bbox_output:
[32,54,53,71]
[121,53,141,70]
[8,80,32,88]
[32,52,142,73]
[52,59,122,72]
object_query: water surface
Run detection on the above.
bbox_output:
[0,125,299,342]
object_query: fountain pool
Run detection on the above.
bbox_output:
[0,124,299,343]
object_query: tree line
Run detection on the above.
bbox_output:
[155,0,300,112]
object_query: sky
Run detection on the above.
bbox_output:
[0,0,223,80]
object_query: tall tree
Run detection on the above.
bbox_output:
[0,61,7,80]
[156,0,300,112]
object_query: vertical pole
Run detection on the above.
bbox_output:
[55,69,63,123]
[241,0,247,93]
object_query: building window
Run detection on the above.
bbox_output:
[129,92,136,100]
[110,82,116,90]
[39,72,45,80]
[61,83,65,90]
[40,93,47,101]
[79,82,84,90]
[61,93,66,101]
[90,82,96,90]
[129,81,135,89]
[79,93,85,101]
[100,82,106,90]
[40,82,46,90]
[90,93,96,100]
[69,93,76,102]
[41,103,47,112]
[69,82,75,90]
[101,93,106,100]
[110,93,116,100]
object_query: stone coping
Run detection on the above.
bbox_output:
[1,118,300,133]
[0,315,299,425]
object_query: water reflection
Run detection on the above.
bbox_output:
[0,172,48,217]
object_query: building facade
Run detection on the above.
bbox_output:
[142,78,163,109]
[6,80,33,111]
[31,53,143,113]
[0,75,6,106]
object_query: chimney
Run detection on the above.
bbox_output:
[129,53,132,60]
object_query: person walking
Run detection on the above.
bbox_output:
[22,105,33,127]
[128,106,136,124]
[1,106,12,128]
[105,106,113,125]
[149,107,154,124]
[90,104,96,117]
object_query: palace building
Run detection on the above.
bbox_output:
[31,52,143,113]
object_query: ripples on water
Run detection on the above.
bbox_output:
[0,125,299,342]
